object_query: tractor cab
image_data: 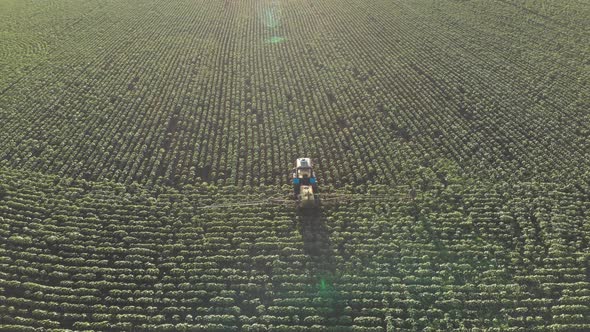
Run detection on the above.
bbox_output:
[291,158,319,208]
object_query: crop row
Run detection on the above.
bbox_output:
[0,0,588,189]
[1,168,589,330]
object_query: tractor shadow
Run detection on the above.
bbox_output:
[296,208,336,275]
[295,208,346,321]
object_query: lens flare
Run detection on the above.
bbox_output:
[262,0,286,44]
[264,8,280,28]
[266,36,286,44]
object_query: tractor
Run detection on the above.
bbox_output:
[291,158,320,208]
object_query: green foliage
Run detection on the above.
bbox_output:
[0,0,586,189]
[0,0,588,330]
[1,168,589,330]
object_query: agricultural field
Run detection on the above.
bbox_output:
[0,0,589,331]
